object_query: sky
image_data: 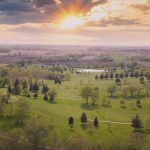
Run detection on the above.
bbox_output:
[0,0,150,46]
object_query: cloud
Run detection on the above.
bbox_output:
[0,1,33,12]
[98,17,140,26]
[32,0,55,7]
[131,0,150,14]
[0,0,108,24]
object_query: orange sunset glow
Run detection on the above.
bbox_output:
[0,0,149,46]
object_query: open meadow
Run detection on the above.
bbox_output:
[0,63,150,150]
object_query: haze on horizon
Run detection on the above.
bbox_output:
[0,0,150,46]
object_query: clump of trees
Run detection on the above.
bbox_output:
[25,116,49,150]
[107,84,117,97]
[43,89,57,102]
[15,99,30,127]
[81,86,99,105]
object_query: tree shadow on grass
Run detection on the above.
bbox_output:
[80,123,88,130]
[101,104,112,108]
[133,130,145,134]
[80,104,100,110]
[0,115,15,121]
[0,115,15,130]
[120,106,127,109]
[44,100,57,104]
[70,128,74,132]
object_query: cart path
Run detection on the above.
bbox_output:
[88,119,131,125]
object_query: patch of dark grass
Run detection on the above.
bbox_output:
[80,123,88,130]
[80,103,100,110]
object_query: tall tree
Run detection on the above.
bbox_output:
[93,117,99,128]
[107,84,117,97]
[42,85,49,94]
[69,116,74,128]
[81,86,93,105]
[49,89,57,102]
[81,112,87,123]
[14,78,19,87]
[132,115,143,131]
[32,82,39,93]
[29,83,33,91]
[14,85,21,95]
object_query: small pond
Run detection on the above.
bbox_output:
[77,69,108,73]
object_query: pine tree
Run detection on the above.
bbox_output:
[115,78,121,85]
[95,75,99,80]
[136,99,142,108]
[32,82,39,93]
[14,78,19,87]
[34,93,38,98]
[139,77,144,84]
[132,114,143,130]
[93,117,99,128]
[7,85,12,94]
[29,83,33,91]
[69,116,74,128]
[43,94,48,101]
[22,80,28,89]
[100,74,104,80]
[81,112,87,123]
[42,85,49,94]
[14,85,21,95]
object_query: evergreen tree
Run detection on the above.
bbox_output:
[104,74,109,79]
[32,82,39,93]
[8,85,12,94]
[125,72,129,78]
[54,78,61,84]
[134,72,139,78]
[115,73,119,78]
[29,83,33,91]
[81,112,87,123]
[22,80,28,90]
[110,72,114,79]
[139,77,144,84]
[100,74,104,80]
[14,78,19,87]
[136,99,142,108]
[43,94,48,101]
[95,75,99,80]
[115,78,121,85]
[34,93,38,98]
[120,73,124,78]
[130,72,134,78]
[132,115,143,130]
[69,116,74,128]
[42,85,49,94]
[14,85,21,95]
[147,74,150,82]
[93,117,99,128]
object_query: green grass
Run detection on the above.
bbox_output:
[0,68,150,148]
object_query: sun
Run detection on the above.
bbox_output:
[60,16,83,29]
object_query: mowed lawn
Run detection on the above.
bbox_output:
[1,72,150,148]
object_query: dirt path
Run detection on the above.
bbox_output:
[88,119,131,125]
[56,97,83,101]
